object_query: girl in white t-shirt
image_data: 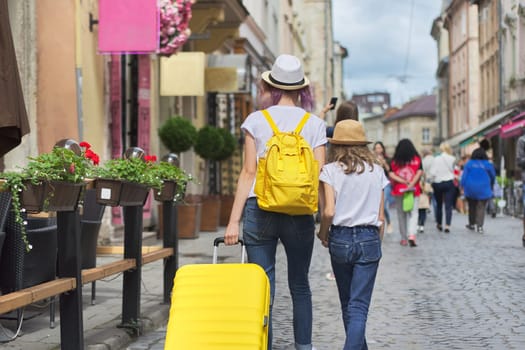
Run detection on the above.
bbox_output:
[318,120,388,350]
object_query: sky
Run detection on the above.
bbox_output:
[332,0,443,107]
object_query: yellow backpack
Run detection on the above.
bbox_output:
[255,110,319,215]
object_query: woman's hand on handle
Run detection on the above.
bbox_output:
[224,222,240,245]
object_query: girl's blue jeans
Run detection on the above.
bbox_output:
[329,225,381,350]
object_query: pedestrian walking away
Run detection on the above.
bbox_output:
[223,54,327,350]
[460,147,495,234]
[515,134,525,247]
[317,119,388,350]
[389,139,423,247]
[429,142,457,233]
[374,141,393,235]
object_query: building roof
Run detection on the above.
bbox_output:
[384,94,436,123]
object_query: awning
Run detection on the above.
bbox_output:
[501,117,525,139]
[447,108,516,147]
[0,0,30,157]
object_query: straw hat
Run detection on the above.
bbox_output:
[328,120,372,145]
[261,54,310,90]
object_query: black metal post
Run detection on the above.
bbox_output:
[163,201,178,304]
[121,205,143,333]
[56,210,84,350]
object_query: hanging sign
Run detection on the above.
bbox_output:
[98,0,158,54]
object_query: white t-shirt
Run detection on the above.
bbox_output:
[319,162,390,228]
[429,152,456,183]
[241,105,327,198]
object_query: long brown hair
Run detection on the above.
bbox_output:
[335,101,359,123]
[328,144,381,174]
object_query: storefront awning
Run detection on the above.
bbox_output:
[501,116,525,138]
[447,109,516,147]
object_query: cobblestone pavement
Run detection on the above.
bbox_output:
[126,209,525,350]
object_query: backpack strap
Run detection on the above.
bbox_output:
[294,112,310,134]
[261,110,280,134]
[262,110,311,135]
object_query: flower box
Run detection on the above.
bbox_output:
[21,181,84,213]
[95,179,149,207]
[153,181,177,202]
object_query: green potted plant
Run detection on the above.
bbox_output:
[194,126,227,232]
[91,150,163,207]
[0,140,99,250]
[158,116,200,238]
[158,116,198,156]
[214,128,237,226]
[150,160,193,202]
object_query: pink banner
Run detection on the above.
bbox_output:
[98,0,158,54]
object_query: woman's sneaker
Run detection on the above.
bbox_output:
[477,226,484,234]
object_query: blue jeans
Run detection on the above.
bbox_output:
[432,180,456,226]
[329,225,381,350]
[242,198,315,350]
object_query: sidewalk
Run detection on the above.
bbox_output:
[0,229,231,350]
[2,210,525,349]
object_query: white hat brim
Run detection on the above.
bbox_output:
[261,71,310,91]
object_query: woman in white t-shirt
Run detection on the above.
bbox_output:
[224,54,326,350]
[318,120,388,350]
[429,142,457,233]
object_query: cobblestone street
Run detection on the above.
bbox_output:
[127,209,525,350]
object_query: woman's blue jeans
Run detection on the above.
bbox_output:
[242,198,315,350]
[432,180,456,226]
[329,225,381,350]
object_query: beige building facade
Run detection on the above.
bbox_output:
[445,0,480,137]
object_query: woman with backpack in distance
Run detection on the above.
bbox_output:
[224,54,327,350]
[317,119,388,350]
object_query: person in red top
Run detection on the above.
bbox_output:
[389,139,423,247]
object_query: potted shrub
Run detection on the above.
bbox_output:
[214,128,237,226]
[194,126,226,232]
[158,116,200,238]
[158,116,197,156]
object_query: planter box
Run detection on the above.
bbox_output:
[199,195,221,232]
[176,200,201,239]
[95,179,149,207]
[153,181,178,202]
[219,194,234,226]
[21,181,84,213]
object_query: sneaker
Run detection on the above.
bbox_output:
[417,226,425,233]
[465,224,475,230]
[400,239,408,246]
[408,235,417,247]
[477,226,484,234]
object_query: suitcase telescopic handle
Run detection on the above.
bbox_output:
[213,237,246,264]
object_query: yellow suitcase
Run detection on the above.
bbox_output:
[164,238,270,350]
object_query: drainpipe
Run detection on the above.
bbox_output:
[75,1,83,139]
[497,0,504,177]
[497,0,504,111]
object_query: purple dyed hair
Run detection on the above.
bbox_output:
[259,80,314,111]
